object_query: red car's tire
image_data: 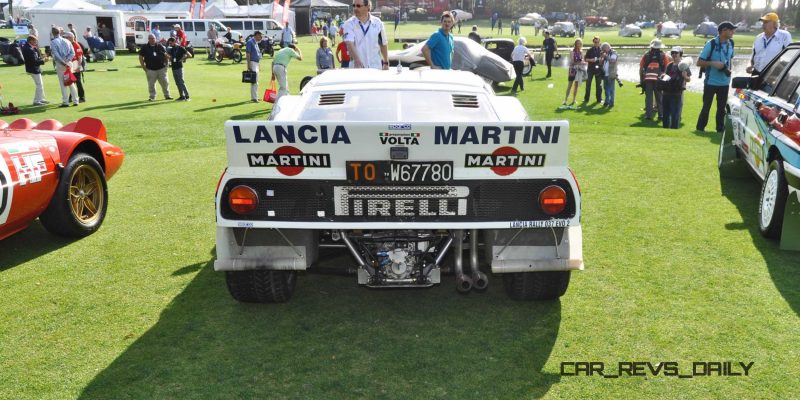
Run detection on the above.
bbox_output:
[39,153,108,238]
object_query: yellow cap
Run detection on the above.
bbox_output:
[760,12,779,23]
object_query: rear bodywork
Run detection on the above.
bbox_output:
[215,69,583,299]
[0,117,124,240]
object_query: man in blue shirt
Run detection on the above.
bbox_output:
[696,21,736,133]
[422,11,454,70]
[246,31,263,102]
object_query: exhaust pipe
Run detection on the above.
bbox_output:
[340,231,376,277]
[453,230,473,293]
[470,229,489,291]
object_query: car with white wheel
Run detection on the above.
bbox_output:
[0,117,125,240]
[722,43,800,251]
[214,69,584,303]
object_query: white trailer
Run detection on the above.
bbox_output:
[28,8,125,49]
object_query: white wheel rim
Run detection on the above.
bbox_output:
[760,170,778,228]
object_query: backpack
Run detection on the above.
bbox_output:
[657,63,683,92]
[643,50,664,80]
[698,38,734,79]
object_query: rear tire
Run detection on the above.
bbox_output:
[503,271,570,300]
[39,153,108,237]
[232,49,243,63]
[226,270,297,303]
[758,160,789,239]
[299,75,313,91]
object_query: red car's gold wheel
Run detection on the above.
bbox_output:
[69,164,105,225]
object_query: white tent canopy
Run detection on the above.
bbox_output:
[32,0,102,10]
[204,3,295,30]
[4,0,43,18]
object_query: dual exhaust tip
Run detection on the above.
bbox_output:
[456,270,489,293]
[454,229,489,293]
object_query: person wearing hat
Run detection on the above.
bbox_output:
[662,46,692,129]
[746,12,792,74]
[639,38,669,120]
[695,21,736,133]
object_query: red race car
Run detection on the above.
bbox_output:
[0,117,124,240]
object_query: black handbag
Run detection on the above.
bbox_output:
[242,70,257,83]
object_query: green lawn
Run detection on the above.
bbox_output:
[0,33,798,399]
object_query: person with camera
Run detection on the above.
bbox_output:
[696,21,736,134]
[599,42,617,108]
[583,36,603,104]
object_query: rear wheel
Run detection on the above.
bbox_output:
[758,160,789,239]
[39,153,108,237]
[232,49,243,63]
[503,271,570,300]
[299,75,313,91]
[214,50,223,63]
[226,270,297,303]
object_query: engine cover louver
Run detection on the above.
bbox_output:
[319,93,346,106]
[452,94,479,108]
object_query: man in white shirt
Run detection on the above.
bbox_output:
[746,12,792,74]
[50,27,79,107]
[343,0,389,70]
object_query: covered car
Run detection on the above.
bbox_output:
[518,12,547,26]
[550,21,576,37]
[694,21,718,37]
[450,9,472,22]
[660,21,682,37]
[618,23,642,37]
[0,117,125,240]
[388,36,515,83]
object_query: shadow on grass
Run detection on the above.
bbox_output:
[81,100,153,111]
[194,100,252,112]
[719,162,800,317]
[690,129,723,145]
[0,221,73,272]
[78,250,563,399]
[229,109,270,120]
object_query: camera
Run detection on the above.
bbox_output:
[616,78,624,87]
[723,68,732,77]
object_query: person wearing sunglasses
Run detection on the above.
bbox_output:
[343,0,389,70]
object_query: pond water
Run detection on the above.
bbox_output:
[538,50,750,93]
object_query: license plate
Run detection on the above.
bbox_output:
[346,161,453,184]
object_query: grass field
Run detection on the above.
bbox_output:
[0,24,799,399]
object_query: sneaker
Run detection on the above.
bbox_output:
[72,103,79,107]
[79,98,85,103]
[176,97,186,101]
[59,103,70,108]
[184,97,191,102]
[251,99,259,103]
[148,98,155,102]
[165,96,173,100]
[40,100,50,104]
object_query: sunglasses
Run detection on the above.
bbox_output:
[353,3,365,7]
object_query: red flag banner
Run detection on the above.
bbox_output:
[189,0,196,17]
[199,0,206,18]
[282,0,291,26]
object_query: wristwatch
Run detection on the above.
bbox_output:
[382,60,388,66]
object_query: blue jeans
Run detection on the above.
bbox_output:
[662,92,682,128]
[603,76,615,106]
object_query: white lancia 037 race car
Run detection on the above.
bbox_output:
[214,69,583,303]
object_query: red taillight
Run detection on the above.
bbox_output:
[539,185,567,215]
[228,185,259,215]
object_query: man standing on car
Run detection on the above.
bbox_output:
[139,33,172,101]
[583,36,603,104]
[422,11,454,70]
[22,35,48,106]
[246,31,263,102]
[343,0,389,70]
[696,21,736,133]
[167,37,191,101]
[50,27,78,107]
[746,13,792,75]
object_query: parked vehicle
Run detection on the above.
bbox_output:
[0,117,124,240]
[694,21,718,37]
[123,10,190,53]
[0,39,24,66]
[217,18,283,44]
[483,38,533,76]
[215,69,583,303]
[636,20,656,28]
[660,21,682,37]
[619,23,642,37]
[28,9,125,49]
[518,13,547,26]
[550,21,576,37]
[721,43,800,250]
[147,19,236,50]
[214,39,242,63]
